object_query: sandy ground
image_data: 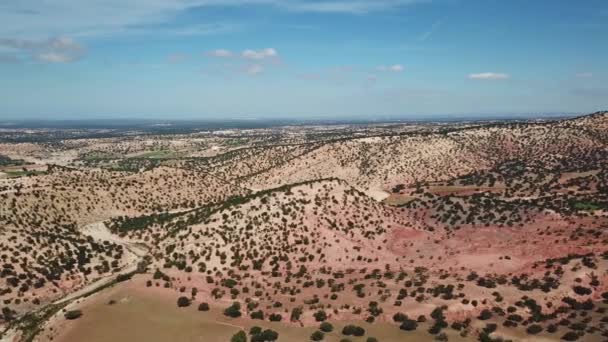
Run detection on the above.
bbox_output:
[40,278,471,342]
[365,187,390,201]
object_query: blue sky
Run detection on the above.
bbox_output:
[0,0,607,120]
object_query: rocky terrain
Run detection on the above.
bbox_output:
[0,112,607,342]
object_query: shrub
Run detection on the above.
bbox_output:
[393,312,407,322]
[176,296,190,307]
[250,326,262,335]
[269,313,282,322]
[64,310,83,320]
[311,331,324,341]
[561,331,580,341]
[198,302,210,311]
[290,307,303,321]
[342,325,365,336]
[483,323,497,334]
[252,329,278,342]
[320,322,333,332]
[250,310,264,320]
[224,302,241,318]
[231,330,247,342]
[478,309,492,320]
[367,338,378,342]
[116,273,132,282]
[572,286,592,296]
[526,324,543,335]
[400,319,418,331]
[314,310,327,322]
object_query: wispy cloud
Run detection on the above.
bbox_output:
[419,20,442,41]
[206,48,279,60]
[377,64,404,72]
[242,48,278,60]
[0,0,429,39]
[206,49,234,58]
[245,64,264,75]
[575,72,593,78]
[205,48,280,75]
[280,0,427,14]
[468,72,510,80]
[0,36,85,63]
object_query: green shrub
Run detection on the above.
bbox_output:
[320,322,333,332]
[400,319,418,331]
[64,310,83,320]
[177,296,190,307]
[224,302,241,318]
[231,330,247,342]
[311,331,324,341]
[342,325,365,336]
[526,324,543,335]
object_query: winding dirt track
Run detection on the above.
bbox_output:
[0,222,149,342]
[54,221,149,305]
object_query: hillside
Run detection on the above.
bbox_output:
[1,112,608,342]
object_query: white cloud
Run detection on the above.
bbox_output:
[0,36,85,63]
[204,48,279,76]
[281,0,427,14]
[207,49,234,57]
[377,64,404,72]
[242,48,278,60]
[468,72,510,80]
[0,1,429,39]
[575,72,593,78]
[390,64,404,72]
[245,64,264,75]
[36,52,76,63]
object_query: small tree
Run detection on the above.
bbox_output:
[400,319,418,331]
[526,324,543,335]
[64,310,83,320]
[314,310,327,322]
[231,330,247,342]
[393,312,407,322]
[177,296,190,307]
[269,313,282,322]
[311,331,324,341]
[320,322,333,332]
[342,325,365,336]
[477,309,492,320]
[224,302,242,318]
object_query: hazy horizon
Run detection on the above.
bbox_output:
[0,111,589,127]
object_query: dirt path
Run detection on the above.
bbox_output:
[54,222,148,305]
[1,220,150,342]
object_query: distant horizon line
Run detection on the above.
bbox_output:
[0,111,594,124]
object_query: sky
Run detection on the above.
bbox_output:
[0,0,607,120]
